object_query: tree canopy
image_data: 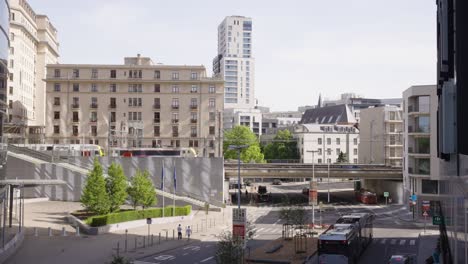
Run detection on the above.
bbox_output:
[81,158,111,215]
[127,170,157,209]
[263,130,299,161]
[336,151,349,163]
[223,125,264,163]
[106,162,128,213]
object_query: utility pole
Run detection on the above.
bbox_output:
[228,145,249,209]
[370,120,374,164]
[307,150,319,229]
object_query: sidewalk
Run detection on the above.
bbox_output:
[7,201,230,264]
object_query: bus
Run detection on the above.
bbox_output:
[15,144,104,157]
[109,147,197,158]
[318,224,361,264]
[336,213,374,252]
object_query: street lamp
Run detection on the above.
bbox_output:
[228,145,249,209]
[307,150,319,229]
[327,154,331,204]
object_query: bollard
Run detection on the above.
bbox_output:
[48,227,52,237]
[124,230,128,252]
[166,230,168,241]
[134,237,137,250]
[143,236,146,248]
[34,227,38,237]
[116,242,120,257]
[197,224,198,233]
[62,227,67,236]
[75,226,80,237]
[159,232,161,244]
[173,229,175,240]
[151,234,154,246]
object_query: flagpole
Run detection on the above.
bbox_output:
[162,161,165,218]
[173,160,176,216]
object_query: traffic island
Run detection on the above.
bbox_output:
[245,237,317,264]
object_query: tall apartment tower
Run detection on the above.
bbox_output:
[7,0,59,143]
[213,16,254,109]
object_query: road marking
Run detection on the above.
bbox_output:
[399,240,406,245]
[390,239,397,245]
[380,239,387,244]
[263,228,271,233]
[183,253,188,256]
[409,240,416,246]
[256,228,264,233]
[133,261,155,264]
[154,255,176,261]
[274,219,281,225]
[200,256,214,263]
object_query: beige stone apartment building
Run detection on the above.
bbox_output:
[45,55,224,157]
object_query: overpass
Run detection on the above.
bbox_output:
[224,163,402,180]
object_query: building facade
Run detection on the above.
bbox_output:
[0,0,9,143]
[45,55,224,157]
[358,106,403,166]
[7,0,59,143]
[402,85,440,218]
[294,124,359,164]
[223,107,262,136]
[213,16,254,109]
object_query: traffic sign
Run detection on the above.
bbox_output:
[233,224,245,238]
[422,200,430,212]
[423,211,428,217]
[411,194,417,201]
[146,218,152,225]
[232,208,246,224]
[383,192,389,198]
[433,215,443,225]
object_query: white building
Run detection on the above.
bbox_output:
[7,0,59,142]
[223,108,262,136]
[402,85,440,215]
[213,16,254,109]
[294,124,359,164]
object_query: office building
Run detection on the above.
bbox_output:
[45,55,224,157]
[6,0,59,143]
[0,0,9,144]
[223,107,262,136]
[213,16,254,109]
[358,106,403,166]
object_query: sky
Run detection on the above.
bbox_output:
[29,0,437,111]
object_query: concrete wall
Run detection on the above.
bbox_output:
[361,179,403,204]
[2,155,225,207]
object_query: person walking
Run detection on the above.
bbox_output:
[186,226,192,240]
[177,224,182,240]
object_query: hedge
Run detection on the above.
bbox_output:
[86,205,192,227]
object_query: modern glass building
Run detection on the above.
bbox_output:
[0,0,10,144]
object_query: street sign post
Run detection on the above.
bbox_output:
[309,181,318,206]
[232,208,246,238]
[384,192,389,205]
[422,211,428,233]
[146,218,152,239]
[422,200,430,214]
[411,194,417,201]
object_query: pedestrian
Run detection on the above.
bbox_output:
[245,189,248,196]
[186,226,192,240]
[177,224,182,240]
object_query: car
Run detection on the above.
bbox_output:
[272,179,282,185]
[388,255,415,264]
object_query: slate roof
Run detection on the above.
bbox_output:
[300,104,356,124]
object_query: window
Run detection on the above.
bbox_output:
[129,70,142,79]
[9,73,13,81]
[191,72,198,80]
[209,85,215,93]
[128,98,142,107]
[54,111,60,120]
[389,111,396,120]
[9,59,13,68]
[390,123,395,132]
[90,112,97,122]
[110,98,116,108]
[172,85,179,93]
[154,126,160,136]
[110,112,116,122]
[390,147,396,157]
[154,112,160,123]
[54,97,60,106]
[172,126,179,137]
[110,84,117,92]
[73,83,79,92]
[72,69,80,78]
[353,138,358,145]
[209,140,215,148]
[354,159,358,164]
[91,83,98,92]
[209,98,216,108]
[91,126,97,136]
[421,180,438,194]
[53,125,60,134]
[9,86,13,95]
[154,70,160,79]
[128,112,142,121]
[91,97,98,108]
[353,148,358,155]
[11,12,15,21]
[209,126,215,135]
[154,98,160,109]
[54,83,61,92]
[172,98,179,109]
[190,98,197,109]
[72,97,79,108]
[110,70,117,78]
[172,72,179,80]
[327,148,331,155]
[54,69,61,77]
[327,138,331,145]
[191,127,197,137]
[152,140,162,148]
[154,84,160,93]
[189,140,199,148]
[209,112,216,121]
[128,84,142,93]
[190,112,198,123]
[72,126,79,136]
[318,159,322,164]
[336,148,340,155]
[318,138,322,145]
[91,69,98,78]
[336,138,340,145]
[191,85,198,93]
[318,148,322,155]
[172,112,179,123]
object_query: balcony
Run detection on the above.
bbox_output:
[408,104,430,114]
[191,133,197,138]
[109,104,117,109]
[154,119,160,123]
[154,133,160,137]
[190,119,197,124]
[408,126,430,134]
[72,118,79,123]
[172,119,179,124]
[153,104,161,109]
[89,119,97,123]
[90,104,98,109]
[71,104,80,109]
[110,119,116,123]
[173,132,179,137]
[172,105,179,110]
[53,103,60,107]
[91,133,97,137]
[72,132,79,137]
[190,105,198,110]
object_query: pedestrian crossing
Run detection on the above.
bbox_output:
[373,238,416,246]
[251,227,283,237]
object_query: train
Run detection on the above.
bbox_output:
[15,144,105,157]
[109,147,197,158]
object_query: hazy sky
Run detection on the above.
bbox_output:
[29,0,436,111]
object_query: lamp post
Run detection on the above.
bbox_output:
[307,150,319,229]
[228,145,249,209]
[327,155,331,203]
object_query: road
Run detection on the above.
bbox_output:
[137,181,431,264]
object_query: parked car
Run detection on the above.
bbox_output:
[272,179,282,185]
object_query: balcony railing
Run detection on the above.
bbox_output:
[173,132,179,137]
[90,104,98,109]
[71,104,80,108]
[191,133,197,137]
[109,104,117,109]
[72,119,79,123]
[90,119,97,123]
[154,119,160,123]
[172,105,179,110]
[408,126,430,133]
[408,104,430,114]
[154,133,160,137]
[190,119,197,124]
[110,119,116,123]
[53,103,60,106]
[190,105,198,110]
[72,132,79,136]
[172,119,179,124]
[153,104,161,109]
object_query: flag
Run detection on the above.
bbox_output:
[161,163,164,190]
[173,166,177,191]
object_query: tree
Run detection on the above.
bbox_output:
[336,151,349,163]
[81,158,111,215]
[279,206,307,226]
[127,170,157,209]
[106,162,128,212]
[215,223,256,264]
[223,125,264,163]
[263,130,299,161]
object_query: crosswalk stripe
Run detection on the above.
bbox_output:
[390,239,397,245]
[409,240,416,246]
[399,240,406,245]
[256,228,264,233]
[380,239,387,244]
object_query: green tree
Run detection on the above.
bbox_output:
[223,125,264,163]
[263,130,299,161]
[106,162,128,212]
[127,170,157,209]
[336,151,349,163]
[81,158,110,215]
